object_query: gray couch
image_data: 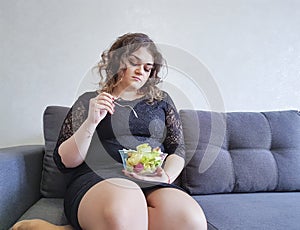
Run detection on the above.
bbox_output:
[1,106,300,230]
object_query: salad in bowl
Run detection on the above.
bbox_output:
[119,143,168,176]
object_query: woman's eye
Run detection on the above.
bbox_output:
[129,60,138,66]
[144,67,152,72]
[128,58,153,72]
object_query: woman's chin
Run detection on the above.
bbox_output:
[127,82,145,90]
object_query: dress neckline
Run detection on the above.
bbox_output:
[115,95,146,102]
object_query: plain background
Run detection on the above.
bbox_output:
[1,0,300,147]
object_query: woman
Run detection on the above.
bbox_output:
[12,33,207,230]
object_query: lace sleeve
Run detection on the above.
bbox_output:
[53,93,91,173]
[163,93,185,159]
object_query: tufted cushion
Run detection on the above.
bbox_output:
[180,110,300,195]
[41,106,69,197]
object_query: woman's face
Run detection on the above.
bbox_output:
[118,47,154,91]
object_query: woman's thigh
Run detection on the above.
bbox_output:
[78,178,148,230]
[146,188,207,230]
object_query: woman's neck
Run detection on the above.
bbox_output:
[112,88,143,101]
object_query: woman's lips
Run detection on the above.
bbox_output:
[132,76,141,82]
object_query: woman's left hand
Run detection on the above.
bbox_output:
[123,167,170,183]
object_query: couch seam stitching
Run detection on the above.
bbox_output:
[262,112,279,191]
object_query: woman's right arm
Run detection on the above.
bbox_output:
[58,92,115,168]
[58,119,97,168]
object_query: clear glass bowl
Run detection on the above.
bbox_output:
[119,149,168,176]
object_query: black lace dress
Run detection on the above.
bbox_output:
[53,91,185,229]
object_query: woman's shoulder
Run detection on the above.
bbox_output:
[160,90,174,103]
[73,90,98,107]
[151,90,175,108]
[77,90,98,101]
[158,91,179,111]
[161,90,170,99]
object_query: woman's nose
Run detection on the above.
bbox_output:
[135,65,144,75]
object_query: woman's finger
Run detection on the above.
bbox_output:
[95,104,114,115]
[93,95,115,115]
[96,100,115,113]
[155,167,163,176]
[97,92,114,100]
[96,92,115,103]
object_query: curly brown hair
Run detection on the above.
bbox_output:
[96,33,167,103]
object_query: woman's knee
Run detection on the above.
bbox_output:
[171,195,207,230]
[181,207,207,230]
[101,203,144,229]
[149,203,207,230]
[78,178,147,229]
[147,188,207,230]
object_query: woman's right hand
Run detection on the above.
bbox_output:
[87,92,115,125]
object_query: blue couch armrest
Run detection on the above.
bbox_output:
[0,145,44,230]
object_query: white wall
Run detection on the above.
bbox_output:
[1,0,300,148]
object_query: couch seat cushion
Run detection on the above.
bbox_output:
[17,198,68,225]
[194,192,300,230]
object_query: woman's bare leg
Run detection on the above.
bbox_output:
[11,219,73,230]
[146,188,207,230]
[78,178,148,230]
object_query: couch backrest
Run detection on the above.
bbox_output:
[41,106,300,198]
[179,110,300,195]
[41,106,69,198]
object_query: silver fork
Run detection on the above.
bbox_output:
[114,101,139,118]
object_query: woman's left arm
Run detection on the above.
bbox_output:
[160,92,186,183]
[134,92,185,183]
[163,154,184,183]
